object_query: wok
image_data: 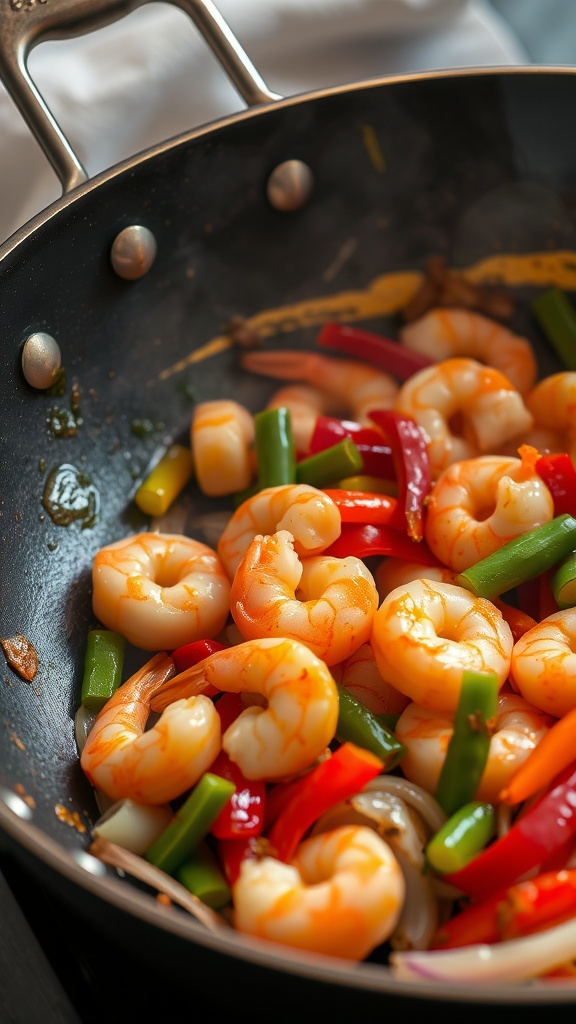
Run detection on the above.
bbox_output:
[1,0,576,1014]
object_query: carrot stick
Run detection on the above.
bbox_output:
[492,598,537,642]
[499,705,576,805]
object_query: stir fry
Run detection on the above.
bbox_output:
[77,282,576,984]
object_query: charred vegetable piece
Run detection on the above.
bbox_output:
[0,633,38,681]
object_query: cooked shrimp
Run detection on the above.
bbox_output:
[400,308,538,395]
[266,384,330,453]
[331,641,410,716]
[232,824,405,960]
[229,530,378,666]
[375,558,455,600]
[217,483,341,581]
[191,399,255,496]
[394,357,534,479]
[423,453,554,572]
[241,349,399,423]
[80,653,221,804]
[92,532,231,650]
[525,372,576,464]
[395,692,553,804]
[371,579,513,713]
[510,608,576,717]
[150,637,338,780]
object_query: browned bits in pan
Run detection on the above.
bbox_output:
[226,315,264,350]
[402,255,516,323]
[0,633,39,681]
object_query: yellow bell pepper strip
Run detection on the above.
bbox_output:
[431,868,576,950]
[265,742,384,863]
[323,521,442,566]
[434,669,499,817]
[145,773,235,876]
[80,629,125,712]
[368,409,430,541]
[426,801,496,876]
[253,407,296,488]
[321,488,398,524]
[532,287,576,370]
[309,416,395,478]
[442,760,576,901]
[455,513,576,599]
[317,321,433,380]
[335,684,405,770]
[500,704,576,807]
[134,443,193,516]
[536,451,576,516]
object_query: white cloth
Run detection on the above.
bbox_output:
[0,0,527,243]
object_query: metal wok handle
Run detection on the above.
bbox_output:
[0,0,281,194]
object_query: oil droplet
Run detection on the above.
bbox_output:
[42,464,99,528]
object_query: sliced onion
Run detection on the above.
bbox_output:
[93,799,173,855]
[74,703,97,754]
[391,859,440,952]
[390,917,576,983]
[360,776,447,834]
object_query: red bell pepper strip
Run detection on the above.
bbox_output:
[266,742,384,863]
[321,488,398,524]
[368,408,430,542]
[309,416,395,478]
[536,452,576,516]
[431,868,576,949]
[323,521,441,566]
[213,691,245,733]
[171,639,226,673]
[317,321,433,380]
[442,761,576,901]
[208,750,266,839]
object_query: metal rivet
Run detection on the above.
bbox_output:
[110,225,157,280]
[266,159,314,212]
[21,332,61,389]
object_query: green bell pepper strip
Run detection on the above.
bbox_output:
[551,551,576,609]
[434,669,499,817]
[80,629,126,711]
[426,801,496,875]
[145,773,235,876]
[296,437,364,488]
[531,287,576,370]
[455,513,576,599]
[335,684,405,770]
[253,407,296,488]
[176,841,231,910]
[442,760,576,901]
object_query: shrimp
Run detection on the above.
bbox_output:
[423,452,554,572]
[371,578,514,713]
[80,652,221,804]
[232,824,405,960]
[375,558,455,600]
[92,532,231,650]
[150,637,339,780]
[395,692,553,804]
[331,641,410,716]
[394,357,534,479]
[217,483,341,581]
[229,530,378,666]
[241,349,399,423]
[509,607,576,717]
[191,399,255,496]
[266,384,331,453]
[400,308,538,395]
[525,372,576,464]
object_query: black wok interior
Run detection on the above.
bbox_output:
[1,68,576,1012]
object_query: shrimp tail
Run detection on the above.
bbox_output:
[149,660,214,713]
[240,350,322,382]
